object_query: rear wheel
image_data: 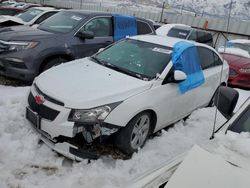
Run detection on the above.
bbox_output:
[42,57,67,72]
[115,112,151,155]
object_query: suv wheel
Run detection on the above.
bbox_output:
[42,57,66,72]
[115,112,151,155]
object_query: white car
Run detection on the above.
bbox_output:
[25,35,229,160]
[0,0,17,7]
[0,7,58,26]
[156,24,213,46]
[156,23,191,37]
[130,87,250,188]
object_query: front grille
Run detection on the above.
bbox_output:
[34,84,64,106]
[229,68,238,76]
[28,92,59,121]
[8,61,27,69]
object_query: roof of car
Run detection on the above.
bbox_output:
[229,39,250,44]
[0,6,22,10]
[63,9,111,16]
[30,6,55,11]
[62,9,150,21]
[129,35,214,50]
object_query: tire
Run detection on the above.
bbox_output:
[42,57,66,72]
[115,112,151,155]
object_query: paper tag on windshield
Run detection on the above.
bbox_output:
[179,32,187,36]
[152,48,171,54]
[71,16,82,21]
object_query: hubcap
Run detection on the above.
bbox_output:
[130,115,150,149]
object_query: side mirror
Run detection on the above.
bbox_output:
[173,70,187,82]
[214,86,239,119]
[162,70,187,85]
[76,31,94,40]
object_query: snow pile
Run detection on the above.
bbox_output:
[216,131,250,157]
[0,86,249,187]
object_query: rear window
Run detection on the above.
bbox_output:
[167,28,190,39]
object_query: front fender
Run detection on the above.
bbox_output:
[104,90,158,130]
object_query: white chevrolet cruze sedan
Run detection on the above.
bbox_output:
[26,35,229,160]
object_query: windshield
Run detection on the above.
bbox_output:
[38,11,85,33]
[230,43,250,54]
[94,39,172,80]
[16,8,43,22]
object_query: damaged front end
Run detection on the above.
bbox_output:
[73,122,119,144]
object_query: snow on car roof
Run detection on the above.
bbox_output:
[129,35,192,48]
[129,35,212,50]
[31,6,55,11]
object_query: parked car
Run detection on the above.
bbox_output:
[12,3,42,10]
[218,40,250,89]
[0,6,22,16]
[0,0,17,7]
[0,7,58,27]
[130,86,250,188]
[25,35,228,160]
[0,10,155,82]
[156,24,213,47]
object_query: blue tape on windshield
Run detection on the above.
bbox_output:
[172,41,205,94]
[113,14,137,41]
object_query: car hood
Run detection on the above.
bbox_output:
[35,58,152,109]
[0,15,25,25]
[0,26,54,41]
[166,145,250,188]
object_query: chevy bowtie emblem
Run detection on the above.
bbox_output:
[35,95,45,105]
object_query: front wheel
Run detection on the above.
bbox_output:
[115,112,151,155]
[42,57,67,72]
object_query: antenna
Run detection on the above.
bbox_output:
[210,0,233,139]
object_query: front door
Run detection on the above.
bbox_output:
[71,16,114,59]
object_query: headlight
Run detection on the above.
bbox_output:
[239,68,250,73]
[7,41,39,52]
[68,102,122,123]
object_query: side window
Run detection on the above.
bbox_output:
[198,47,221,69]
[34,12,57,24]
[214,53,223,66]
[137,21,152,34]
[81,17,112,37]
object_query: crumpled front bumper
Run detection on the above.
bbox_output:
[29,123,100,161]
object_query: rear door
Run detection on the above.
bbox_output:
[72,16,114,58]
[197,46,223,106]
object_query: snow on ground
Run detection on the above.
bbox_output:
[0,86,249,188]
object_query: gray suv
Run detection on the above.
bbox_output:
[0,10,155,82]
